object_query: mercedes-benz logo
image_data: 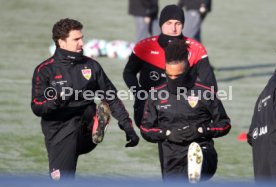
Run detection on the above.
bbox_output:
[149,71,160,81]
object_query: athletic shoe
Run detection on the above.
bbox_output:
[188,142,203,183]
[92,102,111,144]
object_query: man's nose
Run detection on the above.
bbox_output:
[79,39,84,46]
[172,25,176,32]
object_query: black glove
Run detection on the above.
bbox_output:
[51,80,73,107]
[124,127,140,147]
[166,128,187,143]
[180,124,211,142]
[54,91,66,106]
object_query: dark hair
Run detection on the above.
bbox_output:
[165,39,189,67]
[52,18,83,47]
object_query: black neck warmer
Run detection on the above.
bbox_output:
[166,70,195,95]
[55,47,84,63]
[158,33,184,49]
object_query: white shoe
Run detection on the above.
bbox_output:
[188,142,203,183]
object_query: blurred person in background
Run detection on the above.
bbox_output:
[178,0,212,42]
[140,39,231,182]
[128,0,160,42]
[247,70,276,181]
[123,4,217,128]
[31,18,139,180]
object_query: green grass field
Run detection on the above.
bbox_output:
[0,0,275,181]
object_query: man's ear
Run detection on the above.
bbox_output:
[58,39,65,48]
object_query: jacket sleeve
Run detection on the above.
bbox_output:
[31,66,58,117]
[95,63,134,131]
[140,100,166,143]
[205,0,212,12]
[177,0,186,8]
[123,53,143,91]
[247,78,276,146]
[247,97,260,146]
[206,96,231,138]
[194,57,218,92]
[141,0,158,18]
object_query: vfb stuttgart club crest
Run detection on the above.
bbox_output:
[188,94,198,108]
[82,69,91,80]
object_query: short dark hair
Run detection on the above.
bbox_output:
[165,39,189,67]
[52,18,83,47]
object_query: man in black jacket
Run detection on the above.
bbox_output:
[247,70,276,180]
[140,40,230,182]
[31,18,139,180]
[178,0,212,42]
[128,0,159,42]
[123,4,217,128]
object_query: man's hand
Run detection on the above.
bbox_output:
[166,128,186,143]
[179,124,210,142]
[166,124,210,143]
[144,17,151,24]
[54,91,69,107]
[124,128,140,147]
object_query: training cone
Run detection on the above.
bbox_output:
[237,132,248,142]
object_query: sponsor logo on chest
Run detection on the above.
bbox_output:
[149,71,160,81]
[258,95,271,111]
[252,125,268,139]
[157,104,171,110]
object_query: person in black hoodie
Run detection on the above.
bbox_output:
[140,39,230,182]
[178,0,212,42]
[31,18,139,180]
[247,70,276,181]
[128,0,160,42]
[123,4,217,128]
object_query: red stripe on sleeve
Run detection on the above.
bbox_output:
[140,125,161,133]
[210,124,231,131]
[33,98,47,105]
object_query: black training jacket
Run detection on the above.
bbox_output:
[31,48,133,142]
[128,0,158,19]
[123,36,217,94]
[140,82,231,144]
[248,71,276,179]
[178,0,212,12]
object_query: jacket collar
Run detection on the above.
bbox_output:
[54,47,84,63]
[158,33,184,49]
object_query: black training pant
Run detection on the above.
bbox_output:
[44,110,97,179]
[159,141,217,181]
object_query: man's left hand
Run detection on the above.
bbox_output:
[124,128,140,147]
[180,124,210,141]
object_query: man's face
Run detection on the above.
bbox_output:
[58,30,84,53]
[165,62,185,79]
[161,20,183,36]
